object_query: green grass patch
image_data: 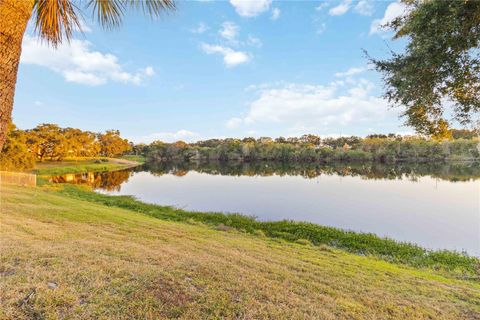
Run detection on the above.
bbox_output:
[32,158,139,176]
[57,184,479,279]
[120,155,146,163]
[3,184,480,319]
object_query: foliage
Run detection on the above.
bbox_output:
[25,124,131,161]
[97,130,131,157]
[141,133,480,164]
[0,124,35,171]
[370,0,480,137]
[0,123,132,170]
[27,123,68,161]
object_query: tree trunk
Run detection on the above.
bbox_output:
[0,0,34,151]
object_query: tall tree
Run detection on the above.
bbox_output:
[0,0,175,151]
[27,123,66,161]
[98,129,131,157]
[370,0,480,138]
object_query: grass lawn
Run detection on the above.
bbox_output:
[1,183,480,319]
[119,155,146,163]
[32,158,141,176]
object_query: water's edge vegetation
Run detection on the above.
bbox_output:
[54,180,479,279]
[33,157,144,176]
[4,184,479,319]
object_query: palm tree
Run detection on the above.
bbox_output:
[0,0,175,150]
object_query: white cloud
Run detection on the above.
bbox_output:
[247,35,262,47]
[315,1,330,11]
[329,0,352,16]
[334,67,366,77]
[354,0,374,16]
[271,7,280,20]
[34,100,43,106]
[191,22,208,34]
[201,43,250,67]
[316,22,327,35]
[21,35,154,86]
[137,130,200,143]
[144,66,155,77]
[370,1,407,35]
[229,0,272,17]
[226,117,243,129]
[219,21,239,42]
[230,79,398,134]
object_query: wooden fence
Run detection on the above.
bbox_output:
[0,171,36,187]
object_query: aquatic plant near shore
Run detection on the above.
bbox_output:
[57,184,479,279]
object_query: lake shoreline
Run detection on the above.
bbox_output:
[36,158,480,278]
[58,183,479,279]
[3,183,479,319]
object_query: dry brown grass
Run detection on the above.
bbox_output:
[1,184,479,319]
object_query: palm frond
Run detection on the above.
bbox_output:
[87,0,125,30]
[128,0,176,18]
[87,0,176,29]
[33,0,82,47]
[33,0,176,46]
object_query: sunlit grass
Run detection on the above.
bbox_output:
[32,158,141,176]
[120,155,146,163]
[56,184,479,278]
[1,184,479,319]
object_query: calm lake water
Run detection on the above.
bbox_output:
[52,161,480,256]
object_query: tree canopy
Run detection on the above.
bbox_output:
[0,124,132,170]
[370,0,480,138]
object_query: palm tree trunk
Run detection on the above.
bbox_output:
[0,0,34,151]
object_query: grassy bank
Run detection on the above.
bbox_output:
[1,184,480,319]
[28,158,480,277]
[32,157,142,176]
[58,184,479,278]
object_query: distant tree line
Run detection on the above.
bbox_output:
[0,124,131,171]
[139,131,479,164]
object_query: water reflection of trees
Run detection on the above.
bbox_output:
[50,170,132,191]
[143,161,480,182]
[49,161,480,190]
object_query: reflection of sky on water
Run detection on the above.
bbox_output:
[99,170,480,256]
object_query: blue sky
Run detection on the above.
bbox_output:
[14,0,409,143]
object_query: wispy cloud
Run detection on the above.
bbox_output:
[191,22,208,34]
[229,0,272,17]
[247,35,262,48]
[354,0,374,16]
[21,35,154,86]
[316,22,327,35]
[201,43,250,67]
[329,0,352,16]
[271,7,280,20]
[135,130,200,143]
[335,67,366,77]
[219,21,239,42]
